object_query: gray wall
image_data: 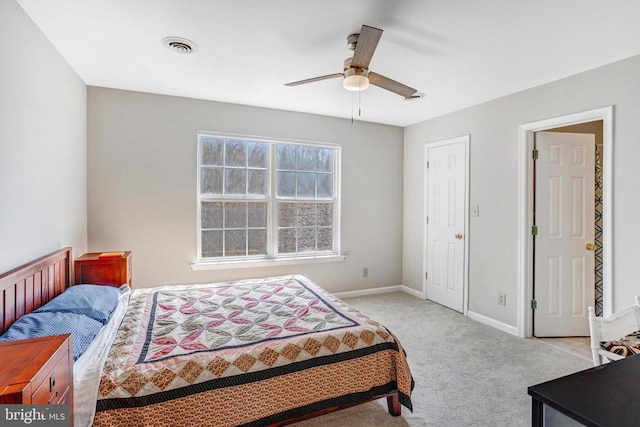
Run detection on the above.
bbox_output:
[87,87,404,292]
[0,0,87,272]
[403,54,640,327]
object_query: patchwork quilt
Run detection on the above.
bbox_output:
[93,275,413,426]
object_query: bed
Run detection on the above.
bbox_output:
[0,248,414,426]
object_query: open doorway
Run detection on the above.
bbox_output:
[517,107,613,338]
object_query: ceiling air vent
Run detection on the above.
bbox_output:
[162,36,198,54]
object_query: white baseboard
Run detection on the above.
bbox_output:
[467,310,519,336]
[401,285,426,299]
[334,284,426,300]
[333,285,402,299]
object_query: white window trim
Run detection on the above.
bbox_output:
[195,132,342,268]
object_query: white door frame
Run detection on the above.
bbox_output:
[423,134,470,315]
[517,106,613,337]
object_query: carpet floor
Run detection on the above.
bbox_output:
[293,292,592,427]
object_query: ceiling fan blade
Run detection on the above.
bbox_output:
[369,72,418,98]
[351,25,383,69]
[285,73,343,86]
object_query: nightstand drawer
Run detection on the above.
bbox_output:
[0,335,74,423]
[31,351,71,405]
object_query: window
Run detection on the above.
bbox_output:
[197,133,340,263]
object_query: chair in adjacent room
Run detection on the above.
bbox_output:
[588,296,640,366]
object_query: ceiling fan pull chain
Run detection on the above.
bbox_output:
[351,92,354,124]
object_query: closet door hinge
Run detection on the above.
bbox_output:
[531,225,538,235]
[532,149,539,160]
[425,272,428,280]
[531,299,538,310]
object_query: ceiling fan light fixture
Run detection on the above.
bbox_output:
[285,25,421,99]
[343,68,369,91]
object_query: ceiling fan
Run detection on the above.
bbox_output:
[285,25,424,100]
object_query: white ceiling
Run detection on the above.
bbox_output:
[16,0,640,127]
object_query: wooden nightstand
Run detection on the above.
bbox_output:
[0,334,74,422]
[74,251,132,287]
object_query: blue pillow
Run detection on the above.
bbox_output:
[0,312,103,361]
[34,284,120,324]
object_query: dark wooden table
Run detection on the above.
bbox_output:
[528,354,640,426]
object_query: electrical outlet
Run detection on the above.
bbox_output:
[362,267,369,278]
[498,292,507,306]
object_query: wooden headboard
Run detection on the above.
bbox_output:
[0,247,72,333]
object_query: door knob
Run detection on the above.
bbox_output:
[585,243,597,251]
[455,233,464,240]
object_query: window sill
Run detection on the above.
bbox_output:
[191,254,346,271]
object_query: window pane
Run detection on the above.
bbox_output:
[201,168,222,194]
[278,229,296,254]
[225,230,246,256]
[225,169,246,195]
[297,172,316,197]
[317,148,334,172]
[278,203,296,227]
[277,144,296,170]
[201,138,223,166]
[248,203,267,227]
[298,203,317,227]
[318,227,333,251]
[277,171,296,197]
[248,142,267,168]
[225,202,246,228]
[298,228,316,252]
[199,136,338,260]
[202,230,223,257]
[297,146,316,171]
[225,140,246,167]
[201,202,223,228]
[317,203,333,226]
[247,169,266,195]
[317,173,333,198]
[248,229,267,255]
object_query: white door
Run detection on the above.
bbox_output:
[535,132,595,337]
[426,139,467,313]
